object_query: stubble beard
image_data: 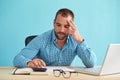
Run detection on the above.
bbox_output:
[55,31,68,40]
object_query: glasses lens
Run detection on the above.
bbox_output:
[62,71,71,78]
[53,70,61,77]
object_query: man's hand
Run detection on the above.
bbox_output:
[27,58,46,68]
[67,20,84,43]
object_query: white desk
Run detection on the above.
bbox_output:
[1,67,120,80]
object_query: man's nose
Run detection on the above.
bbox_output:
[59,27,65,32]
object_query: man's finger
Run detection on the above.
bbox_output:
[28,61,37,68]
[33,59,46,68]
[31,58,46,68]
[67,20,76,30]
[32,61,39,67]
[40,59,46,67]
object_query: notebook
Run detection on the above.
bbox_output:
[74,44,120,76]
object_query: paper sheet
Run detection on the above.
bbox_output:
[46,66,75,72]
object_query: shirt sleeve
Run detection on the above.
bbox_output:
[76,41,97,68]
[13,36,41,68]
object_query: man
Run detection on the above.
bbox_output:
[13,8,97,68]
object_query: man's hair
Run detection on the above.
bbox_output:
[54,8,74,21]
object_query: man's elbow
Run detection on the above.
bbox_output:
[85,59,97,68]
[86,63,95,68]
[13,56,22,67]
[13,58,19,67]
[87,55,97,68]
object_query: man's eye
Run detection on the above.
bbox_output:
[57,25,61,27]
[65,26,69,28]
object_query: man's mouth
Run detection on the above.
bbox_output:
[57,32,66,35]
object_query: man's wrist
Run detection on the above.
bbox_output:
[27,60,32,67]
[76,38,84,43]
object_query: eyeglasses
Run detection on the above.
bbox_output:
[53,69,78,79]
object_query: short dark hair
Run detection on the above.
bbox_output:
[54,8,74,21]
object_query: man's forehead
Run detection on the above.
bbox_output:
[56,14,72,23]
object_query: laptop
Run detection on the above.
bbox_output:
[74,44,120,76]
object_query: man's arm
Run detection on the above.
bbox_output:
[13,47,39,68]
[67,20,97,67]
[13,36,42,68]
[76,41,97,68]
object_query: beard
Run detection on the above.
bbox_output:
[55,31,68,40]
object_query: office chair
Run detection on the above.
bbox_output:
[25,35,37,46]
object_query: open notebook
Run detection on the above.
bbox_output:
[74,44,120,76]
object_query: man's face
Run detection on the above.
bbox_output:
[54,14,72,40]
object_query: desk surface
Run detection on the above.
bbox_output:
[1,67,120,80]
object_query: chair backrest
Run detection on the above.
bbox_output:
[25,35,37,46]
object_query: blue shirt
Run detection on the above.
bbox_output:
[13,29,97,68]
